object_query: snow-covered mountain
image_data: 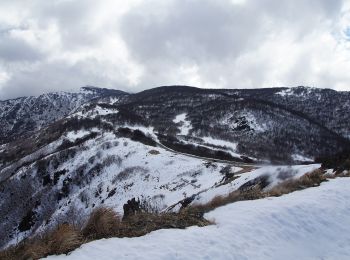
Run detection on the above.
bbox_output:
[235,86,350,139]
[1,85,349,160]
[0,86,127,144]
[115,85,350,162]
[0,85,349,249]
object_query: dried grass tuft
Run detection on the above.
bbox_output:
[82,207,121,240]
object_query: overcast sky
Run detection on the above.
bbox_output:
[0,0,350,99]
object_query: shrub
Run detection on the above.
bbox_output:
[190,169,328,213]
[0,204,212,259]
[0,224,82,260]
[112,167,148,183]
[190,186,264,213]
[82,207,121,240]
[267,169,327,196]
[48,224,82,255]
[103,155,122,167]
[148,150,160,155]
[116,128,157,147]
[118,210,211,237]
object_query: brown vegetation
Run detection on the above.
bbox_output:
[148,150,160,155]
[82,207,121,240]
[191,186,264,213]
[267,169,327,197]
[0,224,83,260]
[0,207,210,260]
[48,224,82,255]
[190,169,330,213]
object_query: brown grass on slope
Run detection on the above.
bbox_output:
[190,169,329,213]
[0,207,211,260]
[0,224,83,260]
[267,169,327,197]
[82,207,121,240]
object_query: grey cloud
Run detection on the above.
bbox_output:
[0,59,127,99]
[0,30,44,62]
[119,0,346,89]
[32,0,106,49]
[120,0,343,64]
[0,0,349,99]
[120,0,263,64]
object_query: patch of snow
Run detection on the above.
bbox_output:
[65,130,91,141]
[170,137,249,161]
[173,113,193,135]
[275,87,315,98]
[292,154,314,162]
[108,97,120,104]
[45,178,350,260]
[221,111,267,132]
[124,125,158,141]
[69,104,119,119]
[275,88,293,97]
[324,169,335,176]
[205,94,220,99]
[201,137,238,152]
[94,105,118,116]
[243,111,267,132]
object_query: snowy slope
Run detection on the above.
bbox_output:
[0,86,127,144]
[0,116,321,248]
[45,177,350,260]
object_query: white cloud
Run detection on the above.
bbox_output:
[0,0,349,99]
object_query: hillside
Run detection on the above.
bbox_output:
[0,85,349,250]
[45,178,350,260]
[0,86,127,144]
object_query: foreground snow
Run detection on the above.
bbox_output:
[46,178,350,260]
